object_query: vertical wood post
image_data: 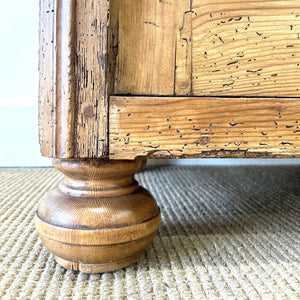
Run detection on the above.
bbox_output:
[39,0,109,158]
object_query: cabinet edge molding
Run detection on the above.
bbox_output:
[38,0,109,158]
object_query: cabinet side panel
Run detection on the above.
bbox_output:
[38,0,57,157]
[55,0,76,157]
[192,0,300,97]
[39,0,77,158]
[74,0,109,157]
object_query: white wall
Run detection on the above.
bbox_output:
[0,1,299,167]
[0,105,51,167]
[0,1,51,166]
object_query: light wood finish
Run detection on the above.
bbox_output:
[38,0,109,158]
[109,0,300,97]
[39,0,76,157]
[39,0,300,158]
[192,0,300,96]
[39,0,54,157]
[38,0,300,274]
[75,0,109,157]
[109,96,300,159]
[175,2,193,95]
[108,0,192,96]
[35,159,161,273]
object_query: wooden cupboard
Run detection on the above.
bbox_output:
[37,0,300,273]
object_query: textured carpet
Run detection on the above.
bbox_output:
[0,166,300,299]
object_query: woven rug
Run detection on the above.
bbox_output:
[0,166,299,299]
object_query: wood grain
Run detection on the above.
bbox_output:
[74,0,109,157]
[39,0,76,158]
[55,0,76,157]
[109,0,300,96]
[109,0,192,95]
[39,0,300,159]
[175,1,193,95]
[109,96,300,159]
[39,0,55,157]
[192,0,300,96]
[35,158,161,273]
[38,0,109,158]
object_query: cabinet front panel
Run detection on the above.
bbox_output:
[39,0,300,159]
[109,0,192,96]
[109,0,300,97]
[192,0,300,97]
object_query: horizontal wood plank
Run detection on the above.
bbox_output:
[192,0,300,97]
[109,96,300,159]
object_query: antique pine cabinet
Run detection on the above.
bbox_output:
[36,0,300,273]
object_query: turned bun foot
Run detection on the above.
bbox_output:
[35,159,160,273]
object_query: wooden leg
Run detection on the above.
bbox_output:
[35,158,161,273]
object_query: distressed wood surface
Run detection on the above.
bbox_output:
[109,0,300,97]
[38,0,109,158]
[39,0,300,159]
[109,96,300,159]
[109,0,192,95]
[39,0,54,157]
[55,0,76,157]
[175,2,193,95]
[192,0,300,96]
[75,0,109,157]
[40,0,75,157]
